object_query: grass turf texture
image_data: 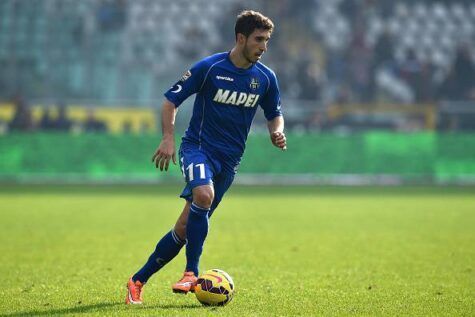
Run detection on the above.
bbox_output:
[0,185,473,316]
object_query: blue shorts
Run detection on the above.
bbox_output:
[178,143,236,214]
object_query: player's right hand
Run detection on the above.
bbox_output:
[151,138,176,171]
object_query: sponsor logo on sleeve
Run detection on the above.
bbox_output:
[180,70,192,82]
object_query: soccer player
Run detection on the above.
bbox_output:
[126,10,286,304]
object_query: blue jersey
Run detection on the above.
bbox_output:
[164,52,282,171]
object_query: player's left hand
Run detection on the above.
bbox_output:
[271,131,287,151]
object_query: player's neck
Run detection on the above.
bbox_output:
[229,47,252,69]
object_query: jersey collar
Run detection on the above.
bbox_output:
[226,51,256,74]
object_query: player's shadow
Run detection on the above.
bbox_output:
[0,302,121,317]
[0,301,202,316]
[142,303,203,310]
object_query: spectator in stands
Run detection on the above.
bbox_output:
[439,46,475,101]
[39,107,55,131]
[39,103,72,132]
[52,102,72,132]
[347,28,374,102]
[334,84,354,105]
[83,109,107,133]
[296,58,323,101]
[326,48,347,88]
[140,120,151,134]
[373,29,395,70]
[417,61,436,103]
[398,49,424,102]
[122,119,132,134]
[452,46,475,100]
[307,110,331,132]
[9,96,35,132]
[438,68,459,101]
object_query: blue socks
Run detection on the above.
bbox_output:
[185,203,210,276]
[132,202,210,282]
[133,229,185,283]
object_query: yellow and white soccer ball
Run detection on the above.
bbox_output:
[194,269,235,306]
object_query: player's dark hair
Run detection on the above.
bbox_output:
[235,10,274,40]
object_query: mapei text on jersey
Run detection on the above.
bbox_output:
[213,89,260,108]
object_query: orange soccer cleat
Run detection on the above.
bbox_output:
[172,271,198,294]
[125,277,144,305]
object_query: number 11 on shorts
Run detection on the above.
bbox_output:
[186,163,206,181]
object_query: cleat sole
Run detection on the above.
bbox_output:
[172,289,189,294]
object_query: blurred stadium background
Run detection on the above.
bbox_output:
[1,0,475,185]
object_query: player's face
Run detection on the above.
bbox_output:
[242,29,271,64]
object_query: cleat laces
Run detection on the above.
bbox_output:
[133,282,142,299]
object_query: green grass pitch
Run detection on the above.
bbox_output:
[0,185,474,316]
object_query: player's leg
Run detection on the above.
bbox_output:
[173,145,219,293]
[132,202,190,282]
[172,169,235,294]
[171,169,232,243]
[126,203,190,304]
[173,184,214,294]
[208,169,236,217]
[184,169,235,272]
[185,184,214,273]
[173,200,191,240]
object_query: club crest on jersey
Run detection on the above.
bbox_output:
[250,78,259,90]
[180,70,191,82]
[213,89,260,107]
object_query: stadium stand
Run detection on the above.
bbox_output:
[0,0,474,132]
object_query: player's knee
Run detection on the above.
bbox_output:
[192,188,214,209]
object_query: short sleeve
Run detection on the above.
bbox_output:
[259,72,283,120]
[164,59,209,107]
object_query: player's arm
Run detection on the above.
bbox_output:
[152,99,178,171]
[152,59,208,170]
[260,68,285,151]
[267,115,287,150]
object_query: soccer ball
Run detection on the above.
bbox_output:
[194,269,235,306]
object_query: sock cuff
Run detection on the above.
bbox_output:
[190,203,210,214]
[171,229,186,246]
[132,275,146,284]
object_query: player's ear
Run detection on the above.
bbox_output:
[236,33,246,45]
